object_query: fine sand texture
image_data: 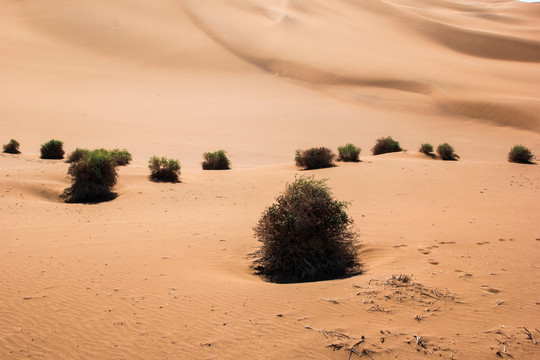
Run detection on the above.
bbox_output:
[1,1,539,359]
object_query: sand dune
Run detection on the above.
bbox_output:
[1,0,539,359]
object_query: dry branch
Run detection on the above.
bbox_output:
[522,327,537,344]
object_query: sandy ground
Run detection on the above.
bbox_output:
[1,0,539,359]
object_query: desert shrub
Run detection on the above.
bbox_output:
[295,147,336,169]
[3,139,20,154]
[109,149,132,166]
[337,143,361,162]
[202,150,230,170]
[508,145,534,164]
[66,148,90,163]
[371,136,402,155]
[149,156,181,182]
[252,176,359,283]
[61,149,117,203]
[437,143,459,161]
[40,139,64,159]
[419,143,434,156]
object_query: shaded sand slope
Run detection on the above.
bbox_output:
[1,0,540,359]
[182,0,540,130]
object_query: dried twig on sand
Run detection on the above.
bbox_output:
[321,298,339,304]
[522,327,537,344]
[328,330,351,339]
[326,342,345,351]
[366,304,391,313]
[413,335,432,354]
[383,274,412,287]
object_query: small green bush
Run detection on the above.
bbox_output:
[371,136,402,155]
[109,149,132,166]
[508,145,534,164]
[252,176,359,283]
[337,143,361,162]
[40,139,64,159]
[66,148,90,163]
[62,149,117,203]
[295,147,335,169]
[419,143,434,157]
[437,143,459,161]
[3,139,20,154]
[149,156,181,182]
[202,150,230,170]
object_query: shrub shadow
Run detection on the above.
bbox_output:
[149,177,182,184]
[61,188,118,204]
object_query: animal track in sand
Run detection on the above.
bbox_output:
[476,241,490,245]
[439,241,456,245]
[418,248,431,255]
[428,259,439,265]
[480,286,500,294]
[393,244,408,248]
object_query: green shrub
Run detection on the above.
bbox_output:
[149,156,181,182]
[337,143,361,162]
[419,143,434,157]
[437,143,459,161]
[371,136,402,155]
[3,139,20,154]
[295,147,335,169]
[508,145,535,164]
[66,148,90,163]
[252,176,359,283]
[61,149,117,203]
[202,150,230,170]
[109,149,132,166]
[40,139,64,159]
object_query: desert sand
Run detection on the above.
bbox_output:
[1,0,539,359]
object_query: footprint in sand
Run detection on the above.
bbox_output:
[418,248,431,255]
[393,244,408,248]
[481,285,501,293]
[440,241,456,245]
[476,241,490,245]
[428,259,439,265]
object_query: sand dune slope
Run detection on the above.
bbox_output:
[1,0,540,359]
[183,0,540,130]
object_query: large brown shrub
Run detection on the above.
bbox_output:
[40,139,65,159]
[149,156,181,182]
[437,143,459,161]
[371,136,402,155]
[3,139,20,154]
[62,149,117,203]
[202,150,230,170]
[252,177,359,283]
[66,148,89,163]
[295,147,336,170]
[508,145,535,164]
